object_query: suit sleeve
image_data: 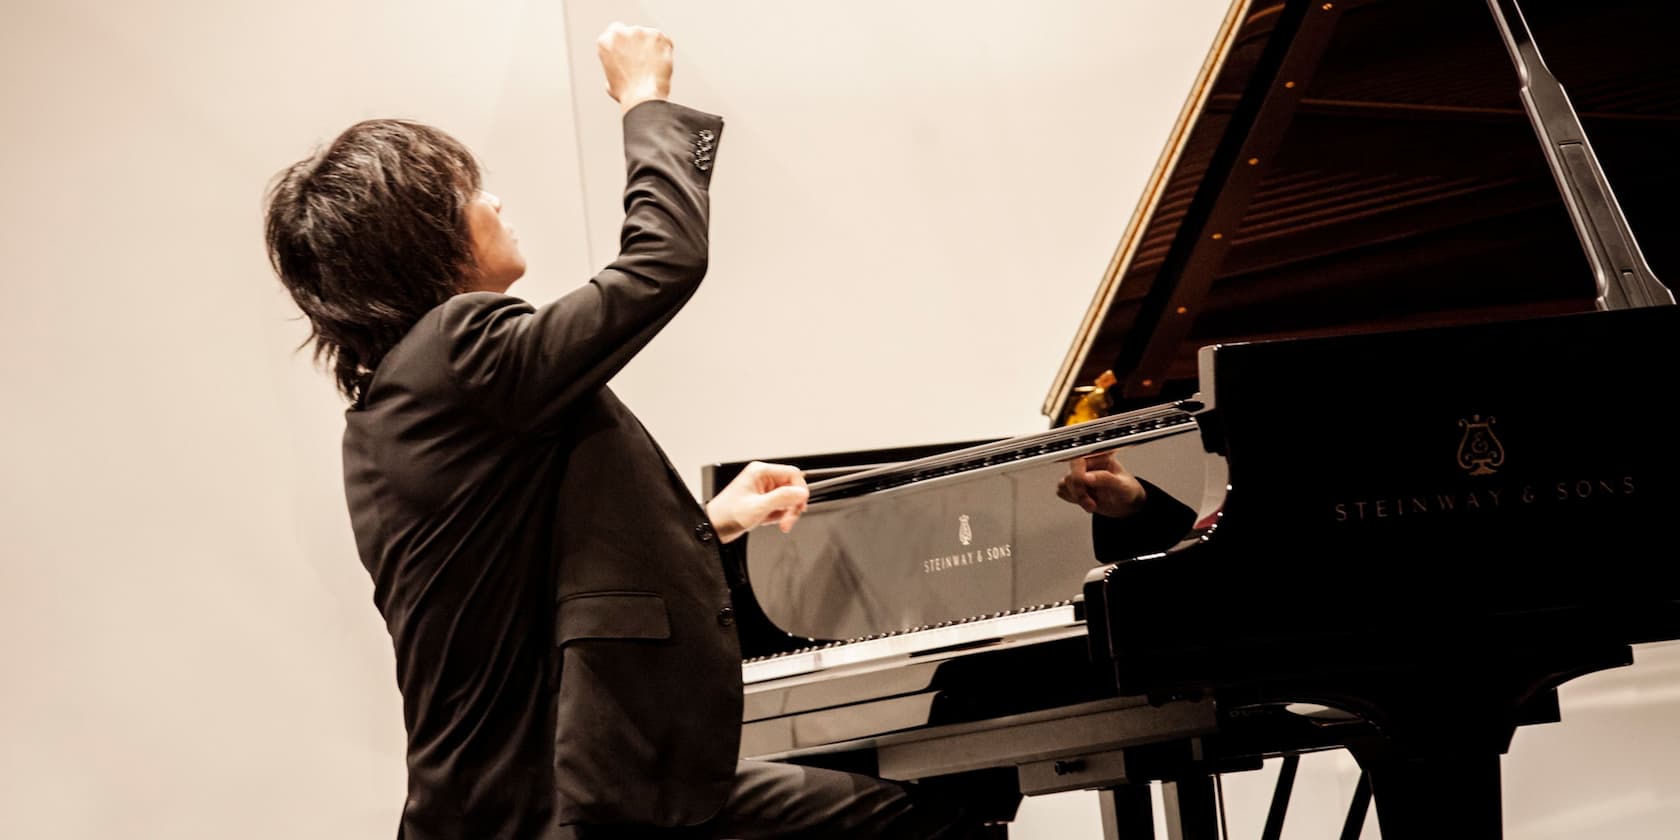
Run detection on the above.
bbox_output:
[440,100,725,432]
[1091,479,1198,564]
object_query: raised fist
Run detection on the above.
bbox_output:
[596,22,673,114]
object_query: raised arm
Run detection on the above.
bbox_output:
[441,25,724,432]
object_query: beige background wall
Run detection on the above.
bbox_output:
[2,0,1677,837]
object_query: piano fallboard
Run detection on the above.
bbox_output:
[739,406,1205,648]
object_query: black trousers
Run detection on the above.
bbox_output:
[556,760,1013,840]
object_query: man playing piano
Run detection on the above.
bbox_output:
[263,21,997,840]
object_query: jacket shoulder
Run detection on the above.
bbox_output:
[361,293,528,400]
[432,292,535,341]
[395,293,533,367]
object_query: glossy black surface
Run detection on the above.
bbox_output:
[1087,304,1680,691]
[742,408,1202,643]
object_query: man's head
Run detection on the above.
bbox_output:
[264,119,526,401]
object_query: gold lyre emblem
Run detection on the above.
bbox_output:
[958,514,973,546]
[1456,415,1505,476]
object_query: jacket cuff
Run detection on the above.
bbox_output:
[1090,478,1198,564]
[622,99,725,178]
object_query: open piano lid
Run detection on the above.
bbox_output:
[1044,0,1680,426]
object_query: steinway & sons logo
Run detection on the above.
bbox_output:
[1456,414,1504,476]
[1332,414,1636,522]
[924,514,1013,574]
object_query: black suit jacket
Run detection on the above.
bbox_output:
[342,101,736,838]
[1091,479,1199,564]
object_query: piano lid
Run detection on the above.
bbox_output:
[1044,0,1680,425]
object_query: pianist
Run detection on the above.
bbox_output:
[263,22,998,840]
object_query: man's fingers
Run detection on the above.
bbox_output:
[777,503,805,533]
[1093,470,1147,518]
[1064,457,1097,510]
[1056,475,1096,511]
[1071,476,1097,512]
[753,485,809,524]
[595,21,673,110]
[747,461,806,490]
[766,498,808,532]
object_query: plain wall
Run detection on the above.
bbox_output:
[3,1,1678,838]
[1,1,586,836]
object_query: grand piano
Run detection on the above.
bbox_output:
[702,0,1680,836]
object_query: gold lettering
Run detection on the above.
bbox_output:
[1334,474,1642,524]
[923,544,1015,573]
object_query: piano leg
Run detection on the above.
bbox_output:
[1338,770,1372,840]
[1096,777,1221,840]
[1358,752,1503,840]
[1097,785,1153,840]
[1161,776,1221,840]
[1245,644,1633,840]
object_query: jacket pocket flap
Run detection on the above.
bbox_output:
[556,591,671,645]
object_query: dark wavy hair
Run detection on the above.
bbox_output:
[264,119,482,401]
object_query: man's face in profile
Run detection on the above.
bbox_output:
[466,190,527,292]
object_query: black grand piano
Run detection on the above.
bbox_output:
[702,1,1680,836]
